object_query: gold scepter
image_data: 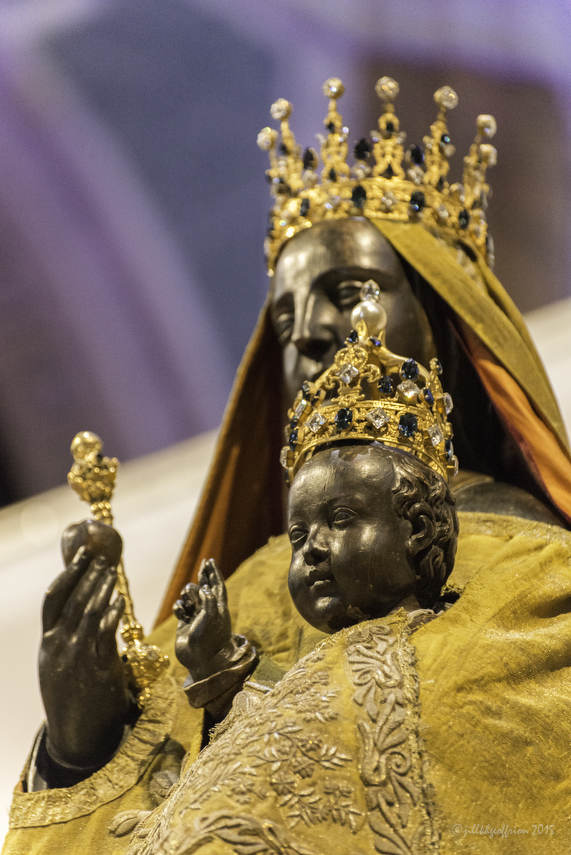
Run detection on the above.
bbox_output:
[67,430,168,706]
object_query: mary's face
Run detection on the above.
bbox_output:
[271,218,436,403]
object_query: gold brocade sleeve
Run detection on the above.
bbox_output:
[2,626,204,855]
[413,513,571,854]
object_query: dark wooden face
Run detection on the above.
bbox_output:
[287,445,416,633]
[271,218,436,404]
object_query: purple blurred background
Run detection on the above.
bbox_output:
[0,0,569,502]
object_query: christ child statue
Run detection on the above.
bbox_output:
[174,282,459,718]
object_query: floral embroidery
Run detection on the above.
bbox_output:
[348,620,439,855]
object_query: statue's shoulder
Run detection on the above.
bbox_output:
[453,470,565,527]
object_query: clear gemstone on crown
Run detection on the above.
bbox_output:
[337,363,360,385]
[398,380,421,402]
[375,76,399,101]
[428,424,444,447]
[366,407,390,430]
[308,412,327,434]
[478,114,497,139]
[434,86,459,110]
[294,399,308,420]
[361,280,381,302]
[270,99,291,120]
[380,191,397,211]
[323,78,344,98]
[257,127,275,151]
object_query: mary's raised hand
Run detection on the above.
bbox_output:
[39,520,132,775]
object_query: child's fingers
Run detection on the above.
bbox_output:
[206,559,227,608]
[198,585,217,620]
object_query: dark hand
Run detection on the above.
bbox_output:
[39,520,131,773]
[174,559,232,681]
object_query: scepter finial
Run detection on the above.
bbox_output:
[67,430,168,706]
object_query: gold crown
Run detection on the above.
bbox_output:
[280,281,458,483]
[258,76,497,274]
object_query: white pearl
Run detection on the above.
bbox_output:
[350,300,387,335]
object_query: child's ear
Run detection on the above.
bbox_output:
[407,513,435,557]
[407,518,445,603]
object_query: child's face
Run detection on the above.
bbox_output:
[287,445,416,633]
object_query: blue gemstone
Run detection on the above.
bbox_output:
[289,429,298,450]
[300,198,310,217]
[433,359,443,375]
[423,388,434,407]
[326,121,336,133]
[410,191,425,213]
[354,138,372,160]
[352,185,367,208]
[458,209,470,229]
[399,413,418,438]
[335,408,353,431]
[302,147,317,170]
[369,337,382,347]
[290,417,298,430]
[408,144,424,165]
[379,377,395,397]
[401,358,419,380]
[441,133,451,145]
[346,329,358,343]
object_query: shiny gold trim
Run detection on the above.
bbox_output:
[9,676,178,828]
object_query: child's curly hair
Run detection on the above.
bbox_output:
[390,452,458,607]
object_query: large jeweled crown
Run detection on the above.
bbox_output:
[259,77,497,274]
[280,281,458,483]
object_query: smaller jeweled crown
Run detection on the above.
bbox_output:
[259,77,497,274]
[280,281,458,483]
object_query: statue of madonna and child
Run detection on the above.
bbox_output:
[3,77,570,855]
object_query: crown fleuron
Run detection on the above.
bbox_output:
[280,281,458,484]
[259,77,497,274]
